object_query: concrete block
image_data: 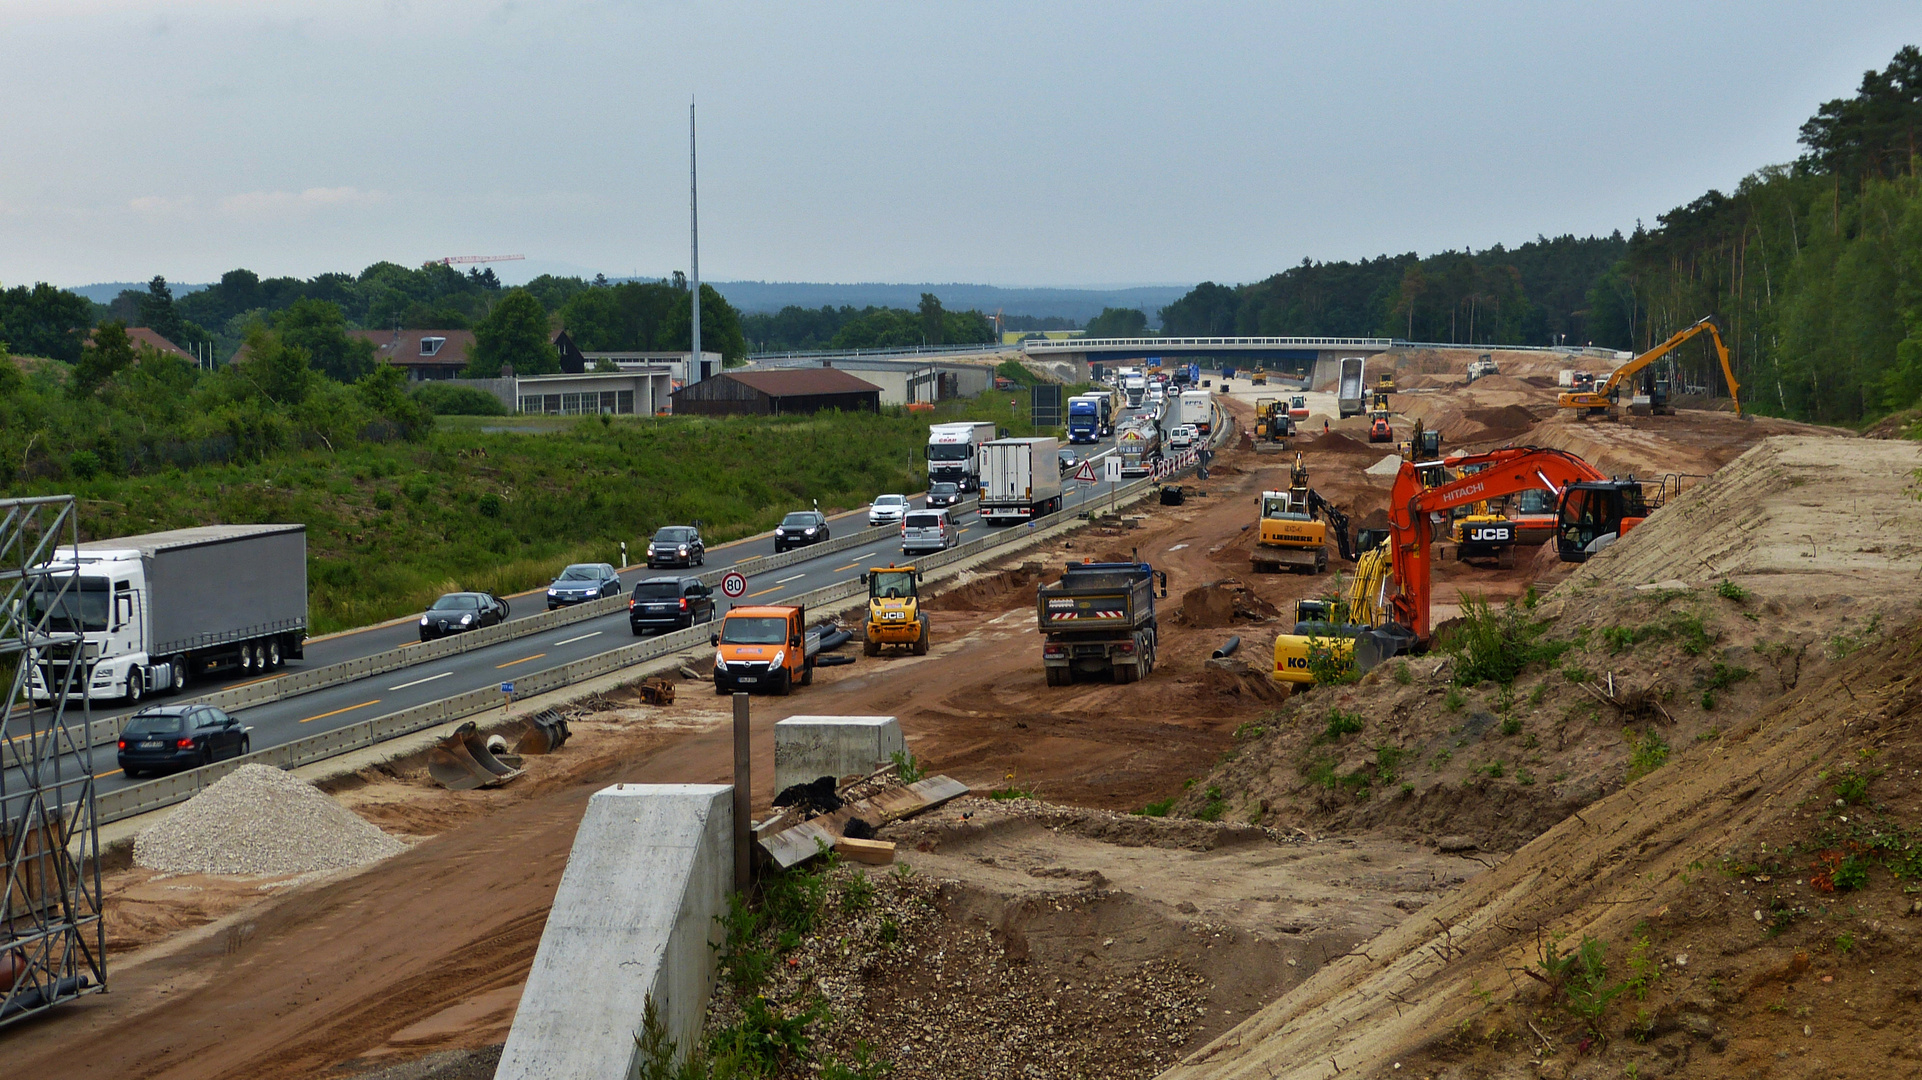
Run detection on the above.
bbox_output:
[773,715,904,796]
[496,783,732,1079]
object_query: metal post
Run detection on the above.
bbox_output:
[689,99,701,382]
[731,691,750,892]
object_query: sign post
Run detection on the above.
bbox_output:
[1103,456,1124,516]
[500,681,515,716]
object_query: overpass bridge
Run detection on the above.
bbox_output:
[1021,335,1395,379]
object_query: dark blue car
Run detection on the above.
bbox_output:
[117,704,250,778]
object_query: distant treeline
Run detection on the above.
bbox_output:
[1160,45,1922,425]
[739,293,995,352]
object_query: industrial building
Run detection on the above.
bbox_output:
[669,368,882,416]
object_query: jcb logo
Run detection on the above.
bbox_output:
[1469,526,1512,542]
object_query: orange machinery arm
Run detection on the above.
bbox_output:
[1384,447,1609,644]
[1560,316,1743,417]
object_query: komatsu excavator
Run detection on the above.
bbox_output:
[1558,316,1743,417]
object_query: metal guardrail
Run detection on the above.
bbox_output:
[1392,341,1631,359]
[747,343,1016,362]
[1024,336,1395,354]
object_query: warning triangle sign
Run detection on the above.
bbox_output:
[1072,459,1099,483]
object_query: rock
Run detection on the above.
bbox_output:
[1680,1013,1716,1040]
[1175,901,1198,914]
[1536,1059,1568,1080]
[1436,835,1479,853]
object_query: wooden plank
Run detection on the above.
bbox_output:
[851,775,969,824]
[757,819,840,870]
[833,837,896,865]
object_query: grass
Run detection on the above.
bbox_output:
[1447,596,1569,686]
[1136,797,1176,817]
[1196,785,1230,821]
[1625,728,1671,782]
[1442,686,1466,712]
[1714,578,1750,602]
[1320,709,1364,741]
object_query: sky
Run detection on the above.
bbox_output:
[3,1,1920,290]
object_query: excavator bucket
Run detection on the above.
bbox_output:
[637,677,677,706]
[429,721,526,790]
[514,709,572,756]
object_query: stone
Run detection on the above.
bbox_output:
[1436,835,1479,853]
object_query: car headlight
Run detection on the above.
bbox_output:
[714,650,726,669]
[548,589,560,596]
[460,614,474,624]
[678,545,687,553]
[770,650,785,667]
[804,527,817,535]
[420,616,429,625]
[775,528,785,536]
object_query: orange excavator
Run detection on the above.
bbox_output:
[1558,316,1742,417]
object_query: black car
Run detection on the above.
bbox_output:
[926,482,964,509]
[546,563,621,609]
[772,510,829,553]
[117,704,249,778]
[647,526,706,568]
[629,576,717,634]
[1058,448,1080,474]
[420,592,509,640]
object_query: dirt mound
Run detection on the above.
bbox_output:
[1309,431,1377,457]
[1180,584,1237,627]
[1461,403,1542,443]
[134,764,407,876]
[1862,408,1922,439]
[925,566,1042,612]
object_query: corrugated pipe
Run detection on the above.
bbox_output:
[1211,636,1241,659]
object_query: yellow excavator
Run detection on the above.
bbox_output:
[1252,453,1353,574]
[1558,316,1742,417]
[861,565,929,656]
[1273,535,1393,685]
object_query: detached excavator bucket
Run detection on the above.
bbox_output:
[514,709,572,756]
[429,721,526,790]
[637,677,676,706]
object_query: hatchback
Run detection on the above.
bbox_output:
[867,494,909,528]
[420,592,510,640]
[773,510,830,552]
[926,482,964,510]
[545,563,621,609]
[629,576,717,634]
[646,526,705,568]
[901,509,958,555]
[117,704,250,778]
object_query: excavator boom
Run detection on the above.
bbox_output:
[1559,316,1742,416]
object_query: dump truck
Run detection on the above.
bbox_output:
[1467,354,1498,383]
[1336,357,1366,418]
[980,437,1064,523]
[712,604,820,695]
[27,524,307,703]
[861,565,928,656]
[1250,368,1269,386]
[1376,370,1396,393]
[1037,561,1167,685]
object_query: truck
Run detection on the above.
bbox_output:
[1122,375,1146,408]
[1037,561,1167,685]
[925,421,997,492]
[1116,418,1161,476]
[1066,394,1112,443]
[1177,389,1212,436]
[27,524,307,704]
[979,437,1064,524]
[1336,356,1366,418]
[711,604,819,695]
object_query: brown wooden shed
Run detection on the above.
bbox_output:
[670,368,882,416]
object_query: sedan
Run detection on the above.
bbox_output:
[647,525,705,568]
[926,482,964,510]
[420,592,509,640]
[772,510,830,553]
[629,576,717,634]
[117,704,249,778]
[867,494,909,528]
[1057,448,1080,474]
[546,563,621,609]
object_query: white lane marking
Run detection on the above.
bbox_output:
[554,631,604,647]
[388,671,453,691]
[774,573,807,585]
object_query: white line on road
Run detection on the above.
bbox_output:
[553,631,603,646]
[774,573,807,584]
[388,671,453,691]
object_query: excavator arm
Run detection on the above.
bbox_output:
[1559,316,1742,416]
[1384,447,1609,644]
[1306,489,1356,562]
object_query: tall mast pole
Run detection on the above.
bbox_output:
[690,99,701,380]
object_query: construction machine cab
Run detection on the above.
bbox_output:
[1556,481,1648,562]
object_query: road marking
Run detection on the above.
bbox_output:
[834,560,864,571]
[95,767,124,779]
[553,631,602,647]
[744,585,783,598]
[495,652,547,669]
[388,671,453,691]
[299,699,381,724]
[774,573,806,585]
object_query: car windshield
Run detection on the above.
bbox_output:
[869,570,915,598]
[557,565,602,581]
[653,527,694,542]
[27,576,110,633]
[633,581,682,600]
[780,514,817,527]
[874,495,905,507]
[720,616,789,644]
[431,594,481,611]
[926,443,971,461]
[904,513,942,529]
[123,712,187,735]
[929,483,957,495]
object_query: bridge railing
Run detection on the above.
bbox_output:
[746,342,1017,362]
[1024,336,1393,353]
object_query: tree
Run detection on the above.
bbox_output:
[139,276,186,346]
[918,292,945,345]
[0,282,94,361]
[355,362,434,440]
[232,325,315,405]
[468,289,559,376]
[1083,307,1148,337]
[274,299,376,382]
[1797,45,1922,184]
[1158,282,1241,336]
[71,321,136,397]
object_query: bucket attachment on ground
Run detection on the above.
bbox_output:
[430,721,526,790]
[637,678,676,706]
[514,709,573,755]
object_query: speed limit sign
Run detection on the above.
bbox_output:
[721,570,747,598]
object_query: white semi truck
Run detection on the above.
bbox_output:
[925,421,997,492]
[1177,389,1213,435]
[979,437,1064,523]
[27,524,307,704]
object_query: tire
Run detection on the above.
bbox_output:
[197,747,211,769]
[123,768,142,779]
[696,551,705,566]
[774,671,792,696]
[170,656,188,694]
[125,671,143,705]
[801,663,814,686]
[239,736,251,756]
[912,619,930,656]
[864,637,880,657]
[632,625,646,637]
[267,638,282,669]
[1114,662,1136,685]
[714,678,730,696]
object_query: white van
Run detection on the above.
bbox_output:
[901,509,958,555]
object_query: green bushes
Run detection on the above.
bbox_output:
[411,382,507,415]
[1448,596,1568,685]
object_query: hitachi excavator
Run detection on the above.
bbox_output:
[1272,446,1646,686]
[1558,315,1743,418]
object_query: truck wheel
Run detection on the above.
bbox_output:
[864,637,880,657]
[912,619,930,656]
[802,663,814,686]
[1045,666,1067,687]
[1114,662,1136,685]
[267,638,283,668]
[125,672,143,705]
[775,671,793,696]
[169,657,188,693]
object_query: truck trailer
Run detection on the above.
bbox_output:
[980,437,1064,523]
[1177,389,1213,435]
[925,421,997,492]
[28,524,307,703]
[1337,357,1367,418]
[1116,418,1161,476]
[1037,561,1167,685]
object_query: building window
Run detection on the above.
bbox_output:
[420,336,445,357]
[617,390,634,414]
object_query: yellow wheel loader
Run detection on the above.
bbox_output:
[861,566,930,656]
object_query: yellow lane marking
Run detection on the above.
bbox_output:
[743,586,783,599]
[494,653,547,669]
[299,699,382,724]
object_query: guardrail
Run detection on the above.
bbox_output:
[746,343,1016,362]
[1024,336,1395,354]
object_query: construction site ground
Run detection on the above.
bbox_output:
[5,348,1918,1080]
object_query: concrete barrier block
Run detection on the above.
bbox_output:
[497,783,733,1079]
[773,715,904,796]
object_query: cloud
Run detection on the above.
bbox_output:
[217,186,387,218]
[127,194,194,215]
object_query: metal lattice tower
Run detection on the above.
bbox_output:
[0,495,106,1025]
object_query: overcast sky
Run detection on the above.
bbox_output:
[3,1,1919,290]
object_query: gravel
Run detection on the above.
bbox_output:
[134,764,408,876]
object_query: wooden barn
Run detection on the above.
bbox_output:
[670,368,882,416]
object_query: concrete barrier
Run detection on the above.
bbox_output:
[773,715,903,796]
[497,783,733,1078]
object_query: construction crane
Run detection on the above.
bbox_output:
[425,254,527,267]
[1558,316,1742,417]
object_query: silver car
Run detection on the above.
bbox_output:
[868,493,909,527]
[901,509,958,555]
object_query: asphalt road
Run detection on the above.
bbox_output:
[5,414,1169,797]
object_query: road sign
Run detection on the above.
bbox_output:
[500,682,515,694]
[1072,459,1098,483]
[721,570,748,598]
[1103,457,1124,483]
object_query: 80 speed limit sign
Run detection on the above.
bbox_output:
[721,570,747,598]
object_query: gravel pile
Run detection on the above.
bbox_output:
[135,764,407,876]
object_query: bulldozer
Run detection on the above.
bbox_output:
[861,565,929,656]
[1367,390,1393,442]
[1251,453,1354,575]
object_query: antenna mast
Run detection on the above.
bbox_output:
[689,99,701,380]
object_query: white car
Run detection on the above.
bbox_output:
[1168,425,1197,450]
[867,494,909,527]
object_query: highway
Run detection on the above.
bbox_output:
[6,413,1174,798]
